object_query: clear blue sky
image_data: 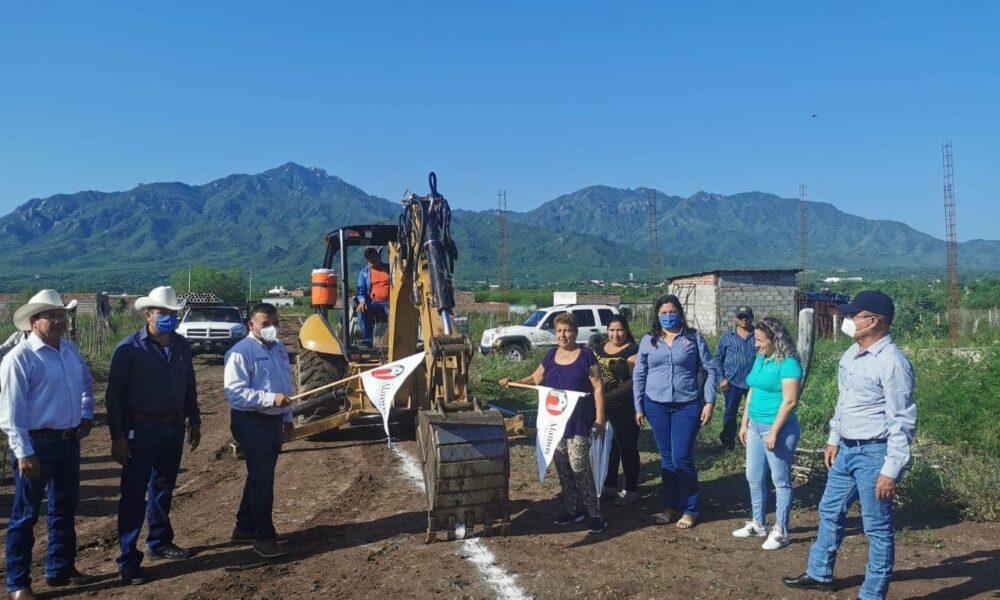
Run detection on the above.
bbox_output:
[1,1,996,241]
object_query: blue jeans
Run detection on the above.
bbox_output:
[6,433,80,593]
[807,442,895,600]
[644,400,701,516]
[230,410,284,540]
[719,385,749,447]
[117,420,185,570]
[745,416,799,532]
[359,300,389,343]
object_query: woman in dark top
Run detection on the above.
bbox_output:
[501,312,608,534]
[595,316,640,506]
[633,295,719,529]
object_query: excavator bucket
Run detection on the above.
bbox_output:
[416,409,511,542]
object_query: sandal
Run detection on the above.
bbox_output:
[653,510,678,525]
[676,514,697,529]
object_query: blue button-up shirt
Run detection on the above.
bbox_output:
[224,334,293,422]
[715,327,758,388]
[105,327,200,440]
[633,330,719,413]
[827,334,916,479]
[0,334,95,458]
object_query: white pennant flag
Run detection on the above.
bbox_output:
[360,352,426,440]
[534,386,588,482]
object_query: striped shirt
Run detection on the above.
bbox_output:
[715,328,758,388]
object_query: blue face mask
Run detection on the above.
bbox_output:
[659,314,681,330]
[155,314,178,334]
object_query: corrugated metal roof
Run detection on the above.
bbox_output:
[667,268,800,282]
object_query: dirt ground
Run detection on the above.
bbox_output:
[2,327,998,599]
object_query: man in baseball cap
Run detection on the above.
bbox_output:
[1,290,95,597]
[784,289,915,599]
[715,305,757,450]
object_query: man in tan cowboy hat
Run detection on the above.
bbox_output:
[105,286,201,585]
[0,290,95,599]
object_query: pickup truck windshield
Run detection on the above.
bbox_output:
[184,307,242,323]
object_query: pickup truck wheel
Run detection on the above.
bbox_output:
[503,343,528,361]
[294,349,347,422]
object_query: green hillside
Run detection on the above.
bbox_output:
[0,162,994,292]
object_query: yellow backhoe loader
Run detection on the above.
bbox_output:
[291,173,510,541]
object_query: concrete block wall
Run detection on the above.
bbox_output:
[670,282,719,335]
[716,283,797,330]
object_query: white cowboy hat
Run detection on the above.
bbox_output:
[13,289,78,331]
[134,286,187,312]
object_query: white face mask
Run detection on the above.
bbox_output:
[840,317,856,338]
[259,325,279,343]
[841,315,875,340]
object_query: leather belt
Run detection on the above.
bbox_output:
[132,413,183,424]
[29,427,80,439]
[841,438,887,447]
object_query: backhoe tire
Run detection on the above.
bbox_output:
[294,348,347,423]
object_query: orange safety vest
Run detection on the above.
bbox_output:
[369,266,390,302]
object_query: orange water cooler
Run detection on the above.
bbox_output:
[311,269,338,308]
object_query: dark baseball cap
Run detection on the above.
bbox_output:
[363,246,380,259]
[735,305,754,318]
[835,290,895,323]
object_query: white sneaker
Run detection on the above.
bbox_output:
[732,521,768,538]
[762,528,789,550]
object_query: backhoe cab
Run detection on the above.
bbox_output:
[293,173,511,540]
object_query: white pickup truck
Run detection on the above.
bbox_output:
[479,304,621,360]
[176,303,247,355]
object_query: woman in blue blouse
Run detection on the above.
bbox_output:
[633,295,719,529]
[732,317,802,550]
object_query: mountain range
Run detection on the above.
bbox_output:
[0,162,995,292]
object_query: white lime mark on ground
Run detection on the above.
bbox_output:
[391,444,531,600]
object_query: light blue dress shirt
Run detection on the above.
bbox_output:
[633,330,720,414]
[827,334,917,479]
[224,334,293,422]
[0,333,95,458]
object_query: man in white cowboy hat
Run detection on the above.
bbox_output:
[105,286,201,586]
[0,290,95,600]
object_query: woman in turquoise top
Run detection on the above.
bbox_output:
[732,317,802,550]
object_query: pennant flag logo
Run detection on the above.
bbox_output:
[545,390,569,416]
[534,386,587,482]
[360,353,426,440]
[371,365,406,380]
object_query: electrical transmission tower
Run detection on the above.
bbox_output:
[942,142,960,346]
[496,189,508,290]
[799,184,808,275]
[647,189,660,284]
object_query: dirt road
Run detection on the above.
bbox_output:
[2,338,998,599]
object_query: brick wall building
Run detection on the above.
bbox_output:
[667,269,799,335]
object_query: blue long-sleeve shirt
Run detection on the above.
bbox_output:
[715,328,758,388]
[0,334,95,458]
[105,327,200,440]
[828,335,916,480]
[633,330,720,414]
[224,334,293,422]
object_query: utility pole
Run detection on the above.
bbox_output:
[187,264,192,293]
[496,190,508,290]
[799,184,808,276]
[647,189,660,285]
[942,141,960,346]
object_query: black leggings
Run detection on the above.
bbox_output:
[604,400,641,492]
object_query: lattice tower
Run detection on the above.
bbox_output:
[647,189,661,284]
[942,142,960,346]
